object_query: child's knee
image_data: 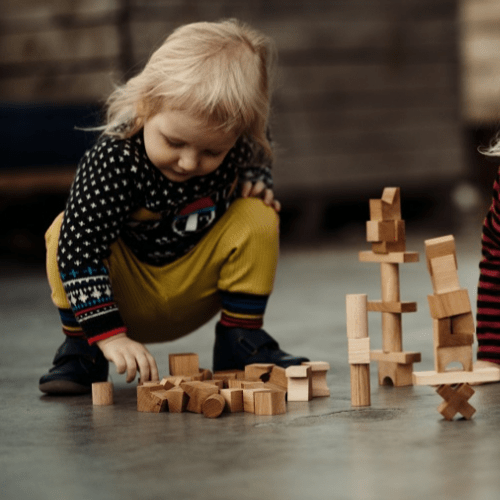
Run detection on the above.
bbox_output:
[231,197,279,242]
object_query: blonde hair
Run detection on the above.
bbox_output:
[102,19,276,158]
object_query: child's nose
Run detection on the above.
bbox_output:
[178,150,199,171]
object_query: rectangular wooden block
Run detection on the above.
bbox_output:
[427,289,471,319]
[268,366,288,390]
[243,388,271,413]
[413,367,500,386]
[169,353,200,376]
[359,251,419,264]
[220,388,244,413]
[367,300,417,313]
[286,365,312,401]
[434,318,474,348]
[425,235,457,274]
[137,385,168,413]
[254,390,286,415]
[302,361,330,397]
[429,254,460,294]
[370,349,421,364]
[244,363,275,381]
[348,337,371,364]
[366,220,396,242]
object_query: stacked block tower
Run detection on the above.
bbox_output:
[359,187,421,386]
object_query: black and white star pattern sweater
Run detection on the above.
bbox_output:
[57,131,273,344]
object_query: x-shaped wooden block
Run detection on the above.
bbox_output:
[436,383,476,421]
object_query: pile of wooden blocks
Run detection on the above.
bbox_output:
[133,353,330,418]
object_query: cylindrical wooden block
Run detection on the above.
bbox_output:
[380,263,402,352]
[350,364,371,407]
[346,294,368,339]
[202,393,225,418]
[92,382,114,406]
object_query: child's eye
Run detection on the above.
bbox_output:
[165,137,184,148]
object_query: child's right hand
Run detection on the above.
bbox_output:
[97,333,159,383]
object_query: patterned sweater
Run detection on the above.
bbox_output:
[57,131,273,344]
[477,166,500,363]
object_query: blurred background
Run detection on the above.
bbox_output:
[1,0,500,262]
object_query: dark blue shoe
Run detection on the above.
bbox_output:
[213,322,309,372]
[39,337,109,394]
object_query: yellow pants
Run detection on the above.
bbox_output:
[46,198,279,343]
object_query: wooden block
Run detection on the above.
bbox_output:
[366,220,396,242]
[377,361,413,387]
[164,387,188,413]
[263,382,288,396]
[180,381,219,414]
[367,300,417,313]
[434,318,473,348]
[435,345,473,373]
[213,370,245,380]
[425,235,457,275]
[137,385,168,413]
[159,378,176,390]
[350,364,371,406]
[359,251,419,264]
[348,338,371,364]
[240,381,266,389]
[381,187,401,220]
[436,383,476,421]
[346,294,368,340]
[203,379,225,390]
[202,394,226,418]
[243,388,271,413]
[227,379,244,389]
[150,390,170,411]
[286,365,312,401]
[244,363,275,381]
[268,365,288,390]
[140,381,164,390]
[92,382,113,406]
[220,388,244,413]
[429,254,460,294]
[451,313,475,336]
[302,361,330,397]
[255,390,286,415]
[412,366,500,386]
[169,353,199,376]
[369,199,384,221]
[370,350,421,364]
[427,290,471,319]
[385,220,406,253]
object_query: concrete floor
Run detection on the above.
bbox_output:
[2,225,500,500]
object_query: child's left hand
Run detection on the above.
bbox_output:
[241,181,281,212]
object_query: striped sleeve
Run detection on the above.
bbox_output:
[477,167,500,363]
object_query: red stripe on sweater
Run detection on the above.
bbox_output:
[220,314,263,329]
[87,327,127,345]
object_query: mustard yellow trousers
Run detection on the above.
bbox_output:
[46,198,279,343]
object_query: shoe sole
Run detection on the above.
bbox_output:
[39,380,91,395]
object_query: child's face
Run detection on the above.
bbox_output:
[143,107,238,182]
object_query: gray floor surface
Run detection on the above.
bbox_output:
[2,225,500,500]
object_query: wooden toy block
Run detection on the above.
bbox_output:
[372,221,406,254]
[213,370,245,387]
[348,337,371,364]
[350,364,371,406]
[435,345,473,373]
[366,220,396,242]
[433,318,473,348]
[424,235,457,275]
[137,385,168,413]
[220,388,244,413]
[377,361,413,387]
[190,368,213,381]
[202,394,226,418]
[180,381,219,414]
[286,365,312,402]
[369,187,401,222]
[436,383,476,421]
[139,381,164,390]
[367,300,417,313]
[164,387,188,413]
[370,350,421,364]
[203,379,225,390]
[227,379,245,389]
[159,378,176,390]
[240,381,266,389]
[413,366,500,386]
[268,365,288,390]
[254,390,286,415]
[427,289,471,319]
[92,382,113,406]
[358,251,419,264]
[263,382,288,396]
[302,361,330,397]
[346,293,368,340]
[169,353,200,376]
[243,388,271,413]
[245,363,275,381]
[429,254,460,294]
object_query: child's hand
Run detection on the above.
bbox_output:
[97,333,159,383]
[241,181,281,212]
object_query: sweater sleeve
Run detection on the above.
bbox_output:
[234,134,274,190]
[57,138,137,344]
[477,167,500,362]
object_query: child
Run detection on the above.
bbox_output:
[39,19,308,394]
[476,140,500,375]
